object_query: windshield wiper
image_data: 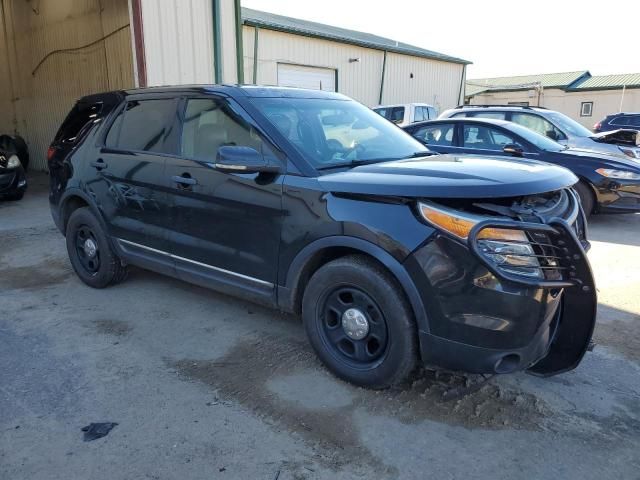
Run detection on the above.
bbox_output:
[402,151,437,159]
[316,158,393,170]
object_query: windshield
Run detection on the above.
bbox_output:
[546,111,593,138]
[252,98,427,169]
[506,122,566,151]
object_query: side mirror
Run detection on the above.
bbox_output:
[503,144,524,157]
[215,146,279,174]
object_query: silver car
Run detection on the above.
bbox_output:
[439,105,640,160]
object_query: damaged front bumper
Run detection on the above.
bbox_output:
[407,191,597,376]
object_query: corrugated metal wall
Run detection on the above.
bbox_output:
[0,0,134,171]
[242,25,465,110]
[140,0,214,86]
[382,53,464,112]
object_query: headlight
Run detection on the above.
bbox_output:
[7,155,21,169]
[418,202,542,278]
[596,168,640,180]
[618,146,640,159]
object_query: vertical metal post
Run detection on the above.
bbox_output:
[212,0,222,83]
[378,50,387,105]
[252,27,259,84]
[233,0,244,84]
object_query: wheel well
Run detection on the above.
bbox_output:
[290,246,389,315]
[61,196,89,234]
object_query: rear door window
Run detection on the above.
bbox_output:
[462,124,517,150]
[413,123,455,146]
[107,99,178,154]
[470,111,507,120]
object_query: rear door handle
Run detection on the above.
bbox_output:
[91,159,107,170]
[171,175,197,186]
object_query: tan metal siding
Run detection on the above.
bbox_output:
[248,28,384,107]
[140,0,214,86]
[243,28,464,110]
[381,53,464,112]
[0,0,134,171]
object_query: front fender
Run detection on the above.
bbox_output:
[278,235,430,335]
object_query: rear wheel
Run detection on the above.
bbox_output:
[66,207,127,288]
[574,181,595,216]
[302,255,417,389]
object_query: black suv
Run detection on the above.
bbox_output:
[49,86,596,388]
[594,113,640,133]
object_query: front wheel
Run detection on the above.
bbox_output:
[302,255,417,389]
[574,181,595,217]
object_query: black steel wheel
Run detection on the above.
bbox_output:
[74,225,101,275]
[319,287,389,368]
[302,255,417,389]
[66,207,128,288]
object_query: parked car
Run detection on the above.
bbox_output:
[594,112,640,133]
[373,103,437,127]
[440,105,640,160]
[0,149,27,200]
[404,117,640,215]
[0,134,30,171]
[49,86,595,388]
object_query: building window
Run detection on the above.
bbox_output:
[581,102,593,117]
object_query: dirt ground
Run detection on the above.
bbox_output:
[1,173,639,479]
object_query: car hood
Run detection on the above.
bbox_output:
[558,147,640,171]
[566,135,632,159]
[318,154,578,198]
[591,128,640,147]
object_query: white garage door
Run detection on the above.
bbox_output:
[277,64,336,91]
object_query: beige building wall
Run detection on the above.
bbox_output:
[0,0,134,171]
[243,26,465,110]
[470,88,640,128]
[382,53,464,112]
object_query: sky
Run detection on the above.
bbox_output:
[241,0,640,79]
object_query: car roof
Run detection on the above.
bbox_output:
[406,118,512,128]
[453,105,547,112]
[82,85,351,102]
[375,103,434,108]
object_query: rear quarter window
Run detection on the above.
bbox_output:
[54,102,103,145]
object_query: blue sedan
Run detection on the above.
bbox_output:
[403,118,640,215]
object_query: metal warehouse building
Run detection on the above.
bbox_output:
[0,0,469,171]
[466,71,640,128]
[240,8,469,109]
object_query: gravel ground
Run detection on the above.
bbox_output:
[1,173,639,479]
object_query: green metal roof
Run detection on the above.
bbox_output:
[241,8,471,65]
[570,73,640,91]
[466,71,589,96]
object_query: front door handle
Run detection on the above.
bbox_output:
[171,174,197,186]
[91,159,107,170]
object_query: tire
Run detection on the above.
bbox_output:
[574,181,595,216]
[65,207,127,288]
[5,191,24,201]
[302,255,417,389]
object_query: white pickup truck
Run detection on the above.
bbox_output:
[373,103,438,127]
